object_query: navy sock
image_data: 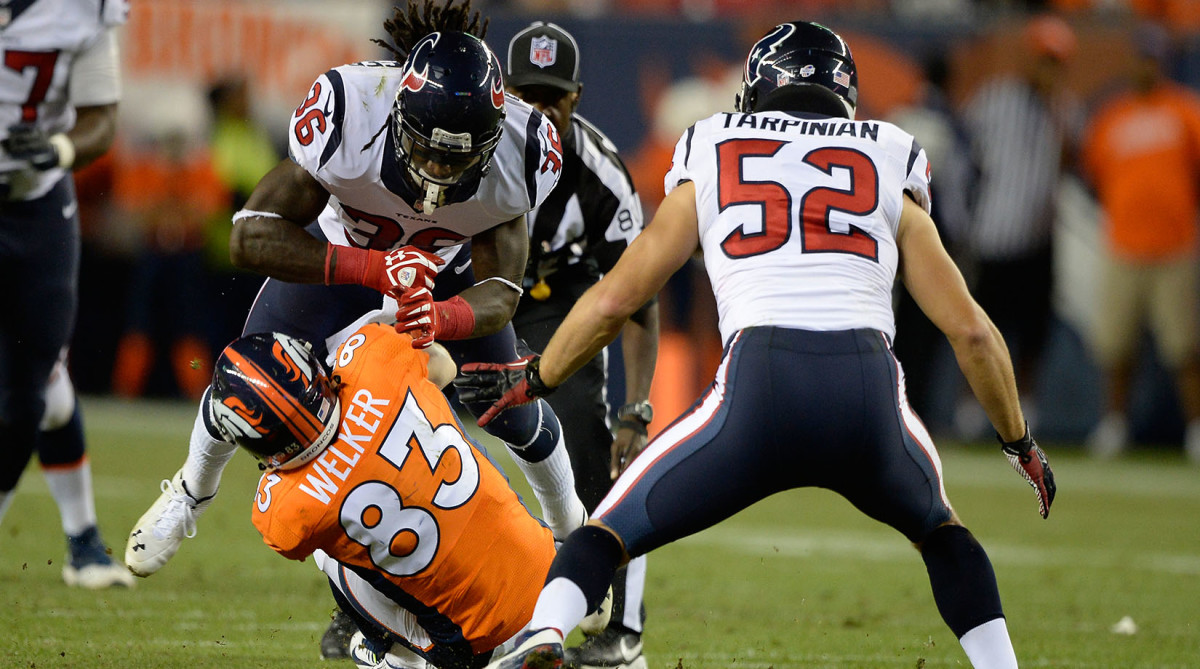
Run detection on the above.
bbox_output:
[921,524,1005,638]
[548,525,624,612]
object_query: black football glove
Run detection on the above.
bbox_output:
[453,354,555,427]
[998,424,1056,519]
[2,124,61,171]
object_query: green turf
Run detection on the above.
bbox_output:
[2,397,1198,668]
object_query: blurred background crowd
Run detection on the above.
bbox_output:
[66,0,1200,457]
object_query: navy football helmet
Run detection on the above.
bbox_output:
[736,21,858,118]
[209,333,340,471]
[394,31,506,212]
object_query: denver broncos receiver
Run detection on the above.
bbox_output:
[461,21,1057,669]
[126,0,586,600]
[207,321,555,669]
[0,0,133,588]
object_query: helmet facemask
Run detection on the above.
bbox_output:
[394,108,500,213]
[390,31,507,213]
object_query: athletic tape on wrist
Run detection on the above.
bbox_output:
[49,134,75,169]
[474,276,524,296]
[232,209,283,224]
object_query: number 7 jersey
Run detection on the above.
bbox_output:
[251,323,555,655]
[665,111,932,343]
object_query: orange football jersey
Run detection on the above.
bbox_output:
[251,324,555,654]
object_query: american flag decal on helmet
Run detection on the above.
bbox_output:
[833,70,851,88]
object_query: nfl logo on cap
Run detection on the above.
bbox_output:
[530,36,557,69]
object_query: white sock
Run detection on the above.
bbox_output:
[180,404,237,499]
[621,555,648,633]
[43,459,97,536]
[0,490,13,528]
[959,618,1017,669]
[529,577,589,636]
[507,433,584,538]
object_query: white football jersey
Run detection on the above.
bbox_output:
[665,111,932,343]
[0,0,127,197]
[287,61,563,261]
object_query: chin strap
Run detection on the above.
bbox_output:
[422,181,443,213]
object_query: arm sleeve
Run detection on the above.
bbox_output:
[69,29,121,106]
[663,123,698,198]
[903,136,933,216]
[528,111,564,208]
[286,70,344,185]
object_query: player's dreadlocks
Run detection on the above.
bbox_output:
[374,0,488,60]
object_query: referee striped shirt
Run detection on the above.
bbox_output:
[963,76,1077,260]
[516,113,645,303]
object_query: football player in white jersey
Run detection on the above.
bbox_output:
[0,0,134,589]
[461,21,1057,669]
[125,0,585,607]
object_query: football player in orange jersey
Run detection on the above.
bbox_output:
[204,319,562,668]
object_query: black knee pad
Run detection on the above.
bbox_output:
[920,524,1004,638]
[548,524,624,612]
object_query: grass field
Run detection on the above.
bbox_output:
[2,396,1198,668]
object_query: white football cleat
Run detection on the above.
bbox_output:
[578,586,613,637]
[63,525,135,589]
[124,469,213,577]
[349,631,433,668]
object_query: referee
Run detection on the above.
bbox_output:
[505,22,658,669]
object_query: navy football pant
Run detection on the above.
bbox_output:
[596,326,953,555]
[0,177,80,491]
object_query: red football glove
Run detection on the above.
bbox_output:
[324,245,443,297]
[453,355,556,427]
[998,424,1056,519]
[394,294,475,349]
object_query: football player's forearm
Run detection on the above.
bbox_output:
[541,283,628,388]
[229,218,327,283]
[451,281,521,336]
[621,303,659,403]
[951,319,1026,442]
[67,104,118,169]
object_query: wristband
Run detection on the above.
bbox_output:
[49,133,75,169]
[324,244,386,291]
[432,295,476,340]
[475,276,524,296]
[232,209,283,224]
[996,421,1032,453]
[525,356,556,396]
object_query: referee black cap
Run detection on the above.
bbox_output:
[506,22,581,93]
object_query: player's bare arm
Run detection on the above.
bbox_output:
[611,304,660,477]
[230,158,332,283]
[424,342,457,390]
[540,181,698,388]
[455,214,530,336]
[896,194,1025,442]
[67,104,118,170]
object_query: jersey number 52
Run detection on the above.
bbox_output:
[718,139,879,261]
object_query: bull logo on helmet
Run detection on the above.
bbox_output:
[745,22,796,89]
[400,33,438,94]
[491,73,505,109]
